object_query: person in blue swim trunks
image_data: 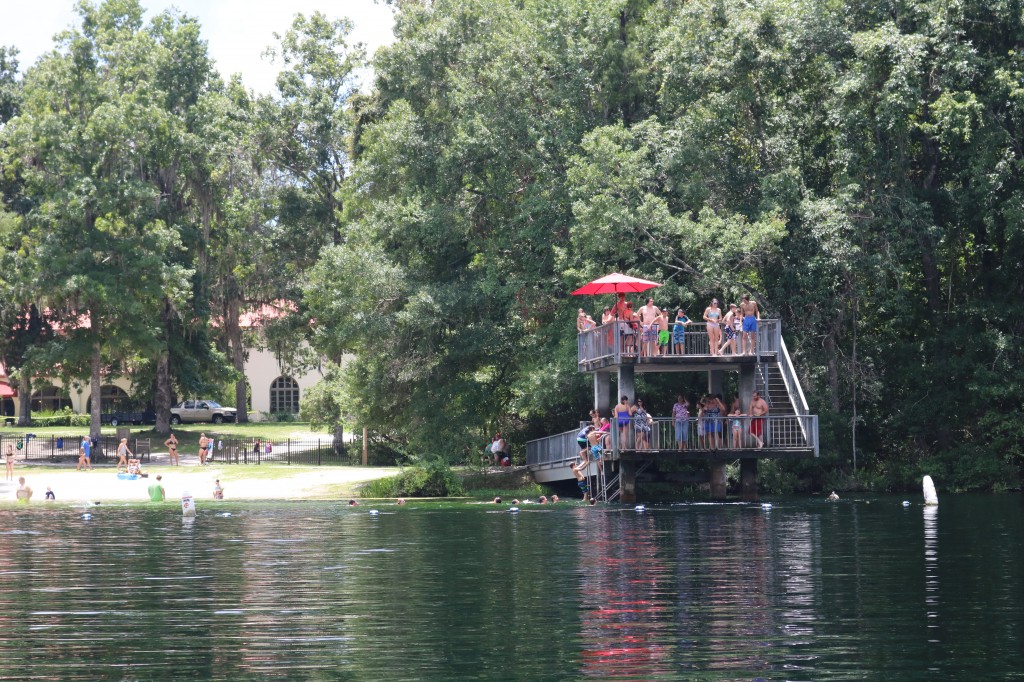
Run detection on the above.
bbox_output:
[740,295,760,355]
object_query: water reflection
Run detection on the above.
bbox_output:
[0,497,1022,680]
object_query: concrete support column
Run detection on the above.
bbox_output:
[738,364,755,413]
[740,458,758,501]
[707,369,724,398]
[617,365,635,404]
[709,460,727,500]
[620,460,637,504]
[593,372,611,418]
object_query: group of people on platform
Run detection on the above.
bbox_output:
[573,391,769,478]
[577,293,762,357]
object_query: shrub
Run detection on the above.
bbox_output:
[359,459,465,498]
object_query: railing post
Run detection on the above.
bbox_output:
[287,438,291,466]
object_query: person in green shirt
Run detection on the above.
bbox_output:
[148,475,165,502]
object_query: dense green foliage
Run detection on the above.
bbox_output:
[358,459,467,498]
[2,0,1022,490]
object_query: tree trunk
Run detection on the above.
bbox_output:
[90,341,102,440]
[227,297,248,423]
[16,374,31,426]
[154,300,174,434]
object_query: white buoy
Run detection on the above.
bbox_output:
[368,509,380,516]
[902,500,911,507]
[509,506,520,513]
[922,475,938,506]
[181,491,196,518]
[634,505,646,512]
[761,503,773,510]
[81,513,92,520]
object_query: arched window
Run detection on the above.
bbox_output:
[269,376,300,414]
[31,386,73,413]
[85,385,131,413]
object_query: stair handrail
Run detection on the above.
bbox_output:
[778,336,809,416]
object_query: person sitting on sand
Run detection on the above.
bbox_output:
[213,479,224,500]
[45,487,55,501]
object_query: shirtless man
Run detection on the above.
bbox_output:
[749,391,769,448]
[638,298,662,357]
[198,433,210,465]
[656,308,671,356]
[740,294,760,355]
[165,432,179,466]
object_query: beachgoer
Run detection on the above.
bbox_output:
[148,475,165,502]
[728,398,745,448]
[638,298,662,357]
[611,292,630,322]
[750,391,769,448]
[613,396,632,449]
[116,438,132,473]
[4,443,13,480]
[656,309,671,356]
[577,308,596,333]
[16,476,32,502]
[672,308,690,355]
[703,298,723,356]
[213,479,224,500]
[631,398,652,450]
[720,303,739,355]
[621,302,637,354]
[575,424,594,468]
[672,395,690,450]
[490,433,506,466]
[538,495,548,504]
[79,436,92,471]
[740,294,760,355]
[705,394,725,449]
[396,498,407,505]
[696,396,707,449]
[492,496,502,504]
[45,487,55,500]
[348,499,359,506]
[550,495,560,503]
[165,432,179,466]
[827,491,839,502]
[198,433,210,465]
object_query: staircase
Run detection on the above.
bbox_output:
[754,338,812,449]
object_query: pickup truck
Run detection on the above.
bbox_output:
[169,400,238,424]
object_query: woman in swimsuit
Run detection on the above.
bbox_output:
[4,443,14,481]
[613,396,632,450]
[630,399,652,450]
[703,298,723,356]
[116,438,132,473]
[164,432,179,466]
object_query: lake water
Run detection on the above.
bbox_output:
[1,495,1022,680]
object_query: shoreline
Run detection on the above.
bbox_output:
[0,462,401,504]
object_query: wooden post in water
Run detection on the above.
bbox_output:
[709,461,727,500]
[620,459,637,504]
[740,458,758,501]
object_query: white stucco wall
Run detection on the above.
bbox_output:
[246,348,323,416]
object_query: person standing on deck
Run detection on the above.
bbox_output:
[720,303,739,355]
[656,308,671,356]
[672,308,690,355]
[740,295,760,355]
[613,396,632,450]
[164,432,179,466]
[750,391,769,448]
[638,298,662,357]
[703,299,723,356]
[672,395,690,450]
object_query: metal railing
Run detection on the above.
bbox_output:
[778,337,810,416]
[610,415,817,453]
[204,436,349,465]
[0,434,151,463]
[527,413,819,467]
[578,319,782,367]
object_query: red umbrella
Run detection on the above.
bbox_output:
[571,272,662,296]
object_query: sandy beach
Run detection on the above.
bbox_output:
[0,461,400,504]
